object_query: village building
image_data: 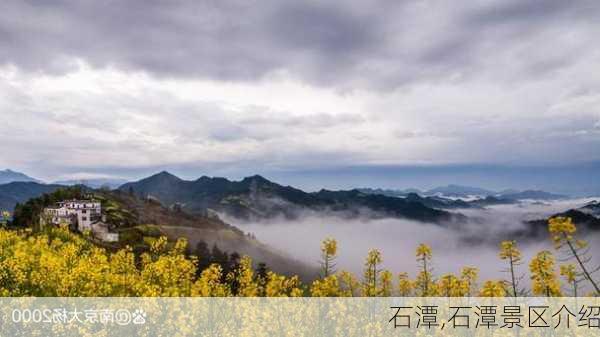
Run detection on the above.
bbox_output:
[43,199,119,242]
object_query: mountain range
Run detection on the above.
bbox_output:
[11,185,316,280]
[581,200,600,217]
[0,169,40,185]
[2,169,596,281]
[0,169,128,190]
[359,185,567,201]
[54,178,128,189]
[0,182,63,213]
[426,184,497,198]
[521,203,600,239]
[0,169,580,227]
[0,170,584,228]
[119,172,463,223]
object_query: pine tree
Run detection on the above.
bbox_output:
[194,240,212,275]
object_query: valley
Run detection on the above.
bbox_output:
[1,169,598,286]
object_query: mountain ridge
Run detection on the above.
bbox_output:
[10,186,317,280]
[0,169,40,185]
[119,172,464,223]
[359,185,568,201]
[54,178,128,189]
[426,184,496,197]
[0,182,64,212]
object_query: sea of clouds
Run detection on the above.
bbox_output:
[231,197,600,292]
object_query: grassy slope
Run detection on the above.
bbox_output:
[99,191,319,281]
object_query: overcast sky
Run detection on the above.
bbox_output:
[1,0,599,190]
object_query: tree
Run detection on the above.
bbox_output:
[548,217,600,294]
[12,186,86,230]
[194,241,212,275]
[255,262,269,296]
[228,252,241,274]
[210,244,229,281]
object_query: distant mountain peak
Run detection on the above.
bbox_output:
[53,177,128,189]
[498,190,567,201]
[149,171,182,181]
[118,171,183,191]
[0,169,40,185]
[426,184,496,197]
[157,170,176,176]
[581,200,600,215]
[242,174,272,185]
[118,172,460,223]
[244,174,268,180]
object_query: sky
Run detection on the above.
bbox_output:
[1,0,599,193]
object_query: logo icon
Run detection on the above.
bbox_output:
[132,309,147,325]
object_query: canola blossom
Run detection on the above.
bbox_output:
[0,217,597,297]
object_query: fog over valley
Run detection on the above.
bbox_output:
[231,198,600,290]
[2,167,599,293]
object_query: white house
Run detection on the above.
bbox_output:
[43,199,118,242]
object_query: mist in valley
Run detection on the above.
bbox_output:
[230,197,600,292]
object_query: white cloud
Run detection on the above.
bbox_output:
[1,56,600,182]
[0,56,600,184]
[0,64,372,179]
[0,1,600,181]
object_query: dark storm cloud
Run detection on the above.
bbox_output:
[2,0,598,89]
[266,2,379,53]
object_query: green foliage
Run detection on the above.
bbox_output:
[12,186,87,230]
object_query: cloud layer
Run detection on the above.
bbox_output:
[0,0,599,183]
[2,1,599,88]
[234,200,600,292]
